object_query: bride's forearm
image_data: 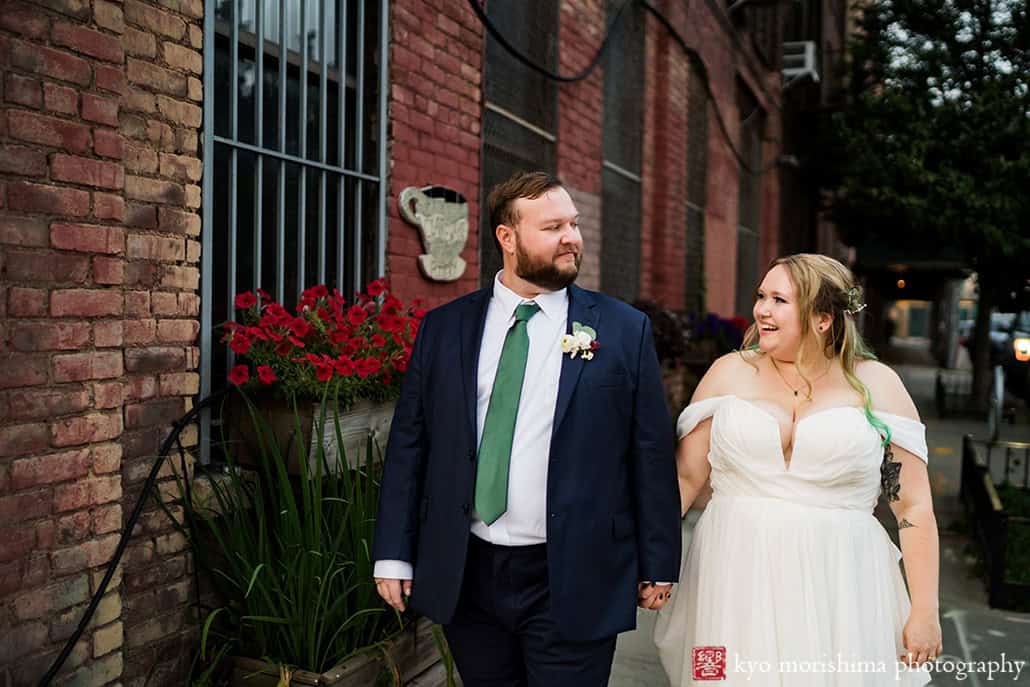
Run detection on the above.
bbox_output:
[678,476,706,516]
[896,505,940,612]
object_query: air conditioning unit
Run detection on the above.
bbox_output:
[782,41,820,83]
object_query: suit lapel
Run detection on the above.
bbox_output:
[552,285,598,436]
[459,289,491,443]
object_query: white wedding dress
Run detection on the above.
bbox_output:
[654,395,933,686]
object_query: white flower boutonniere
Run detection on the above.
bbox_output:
[561,322,600,361]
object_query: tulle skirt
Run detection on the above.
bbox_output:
[653,495,933,686]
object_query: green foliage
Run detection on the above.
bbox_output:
[816,0,1030,287]
[159,387,407,678]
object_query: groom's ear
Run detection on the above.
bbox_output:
[496,224,516,256]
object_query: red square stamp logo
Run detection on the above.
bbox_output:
[692,646,727,681]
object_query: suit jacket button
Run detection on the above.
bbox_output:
[462,503,470,514]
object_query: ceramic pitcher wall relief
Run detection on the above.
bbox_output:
[399,185,468,282]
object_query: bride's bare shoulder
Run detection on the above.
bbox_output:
[692,350,761,401]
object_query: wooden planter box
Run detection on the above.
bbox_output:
[224,395,395,474]
[959,434,1030,611]
[231,617,459,686]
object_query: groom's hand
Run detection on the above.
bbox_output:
[637,582,673,610]
[375,577,412,612]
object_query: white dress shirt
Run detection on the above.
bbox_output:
[373,272,567,580]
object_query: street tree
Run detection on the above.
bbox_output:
[815,0,1030,404]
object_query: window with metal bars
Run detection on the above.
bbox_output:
[600,0,645,303]
[685,61,709,315]
[735,83,764,317]
[479,0,559,285]
[200,0,388,461]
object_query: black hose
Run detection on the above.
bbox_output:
[37,388,233,687]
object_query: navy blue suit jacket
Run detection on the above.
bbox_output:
[372,284,681,641]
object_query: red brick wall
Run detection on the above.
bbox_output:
[640,8,689,309]
[639,0,784,316]
[0,1,202,685]
[387,0,483,308]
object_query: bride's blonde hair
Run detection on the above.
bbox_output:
[739,253,890,442]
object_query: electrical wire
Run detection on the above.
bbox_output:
[468,0,783,176]
[37,388,232,687]
[466,0,631,83]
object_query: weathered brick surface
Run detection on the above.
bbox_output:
[0,2,202,683]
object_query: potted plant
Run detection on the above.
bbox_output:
[162,393,456,686]
[222,279,426,474]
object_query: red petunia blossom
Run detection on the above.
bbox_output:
[302,284,328,301]
[256,288,273,301]
[235,292,257,309]
[334,356,355,376]
[347,305,368,326]
[275,340,293,356]
[370,333,387,348]
[289,334,307,348]
[395,357,409,373]
[382,295,402,315]
[316,307,332,322]
[376,313,400,332]
[356,356,381,379]
[366,278,388,297]
[413,307,427,319]
[229,364,250,385]
[229,333,252,355]
[290,317,313,338]
[257,365,277,384]
[313,360,334,382]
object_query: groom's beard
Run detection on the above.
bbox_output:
[515,235,581,292]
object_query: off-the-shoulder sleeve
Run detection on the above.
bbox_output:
[874,411,929,463]
[676,396,730,440]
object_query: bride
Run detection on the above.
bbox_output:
[654,254,942,685]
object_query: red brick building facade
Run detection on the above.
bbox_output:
[0,1,834,684]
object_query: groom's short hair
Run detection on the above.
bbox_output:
[487,171,564,254]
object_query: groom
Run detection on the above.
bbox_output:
[372,171,681,686]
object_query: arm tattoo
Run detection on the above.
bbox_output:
[898,518,916,529]
[880,443,902,503]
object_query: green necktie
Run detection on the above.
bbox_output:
[475,302,540,525]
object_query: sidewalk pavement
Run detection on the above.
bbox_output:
[610,342,1030,686]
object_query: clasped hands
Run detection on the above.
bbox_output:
[638,581,673,610]
[375,578,673,612]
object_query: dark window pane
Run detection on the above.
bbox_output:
[687,63,708,208]
[600,168,641,302]
[484,0,558,132]
[480,109,556,286]
[685,206,705,314]
[602,0,645,172]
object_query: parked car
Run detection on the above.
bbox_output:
[999,310,1030,398]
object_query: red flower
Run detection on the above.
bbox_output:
[256,288,273,301]
[229,333,252,355]
[370,333,387,348]
[229,365,249,385]
[395,357,409,373]
[376,313,400,332]
[290,317,313,338]
[334,356,356,377]
[275,341,293,356]
[235,292,257,309]
[366,278,388,297]
[303,284,329,300]
[348,305,368,326]
[257,365,277,384]
[313,360,334,382]
[413,307,427,319]
[356,356,382,378]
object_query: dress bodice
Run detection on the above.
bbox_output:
[677,395,929,511]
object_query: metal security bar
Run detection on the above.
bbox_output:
[200,0,389,463]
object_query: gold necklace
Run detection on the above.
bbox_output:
[770,357,831,397]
